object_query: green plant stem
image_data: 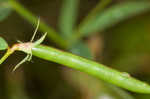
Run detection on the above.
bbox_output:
[70,0,111,43]
[9,0,68,48]
[31,44,150,93]
[0,49,12,64]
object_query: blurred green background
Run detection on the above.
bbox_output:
[1,0,150,99]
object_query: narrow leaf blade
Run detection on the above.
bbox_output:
[78,1,150,36]
[59,0,79,38]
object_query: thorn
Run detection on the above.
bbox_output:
[12,55,30,72]
[30,18,40,42]
[17,40,23,43]
[33,32,47,46]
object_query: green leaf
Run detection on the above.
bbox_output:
[78,1,150,37]
[0,0,12,21]
[0,37,8,50]
[69,41,93,60]
[59,0,79,38]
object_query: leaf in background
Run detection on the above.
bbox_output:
[70,41,93,60]
[0,0,12,21]
[78,1,150,37]
[0,37,8,50]
[59,0,79,38]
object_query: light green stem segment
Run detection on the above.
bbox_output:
[0,49,12,64]
[32,45,150,93]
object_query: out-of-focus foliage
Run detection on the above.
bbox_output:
[70,41,93,59]
[77,1,150,37]
[103,14,150,72]
[59,0,92,59]
[64,69,135,99]
[0,0,12,21]
[59,0,79,38]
